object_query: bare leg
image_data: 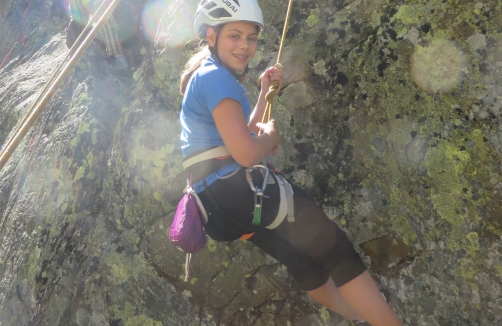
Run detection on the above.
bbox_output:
[307,277,365,321]
[338,271,403,326]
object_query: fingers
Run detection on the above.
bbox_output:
[260,65,283,91]
[269,67,283,89]
[269,66,283,80]
[256,119,275,130]
[263,65,283,79]
[256,122,265,133]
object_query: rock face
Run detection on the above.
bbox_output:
[1,0,501,325]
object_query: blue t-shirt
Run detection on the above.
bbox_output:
[180,57,252,157]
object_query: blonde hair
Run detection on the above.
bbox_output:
[179,44,211,95]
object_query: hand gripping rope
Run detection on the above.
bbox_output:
[260,0,294,125]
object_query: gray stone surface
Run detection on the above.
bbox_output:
[1,0,502,325]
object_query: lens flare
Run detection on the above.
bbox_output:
[410,38,467,94]
[141,0,170,43]
[65,0,92,26]
[141,0,195,47]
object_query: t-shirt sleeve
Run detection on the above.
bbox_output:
[197,69,244,113]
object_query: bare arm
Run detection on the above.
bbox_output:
[248,65,283,134]
[213,98,279,167]
[248,89,268,134]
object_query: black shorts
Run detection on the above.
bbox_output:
[195,165,366,291]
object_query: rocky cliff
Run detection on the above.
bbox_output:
[1,0,501,325]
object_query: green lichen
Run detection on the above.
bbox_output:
[458,258,480,292]
[486,224,501,237]
[110,263,133,284]
[74,166,86,181]
[92,128,98,145]
[464,232,480,256]
[445,143,471,175]
[313,60,327,75]
[124,315,162,326]
[70,121,90,147]
[306,9,321,28]
[128,128,178,185]
[320,307,330,324]
[106,252,145,286]
[391,4,431,25]
[425,143,464,227]
[495,265,502,277]
[108,302,162,326]
[75,92,91,108]
[27,246,41,282]
[207,238,217,252]
[249,50,264,69]
[389,185,418,245]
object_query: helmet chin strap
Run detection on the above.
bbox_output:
[208,35,249,82]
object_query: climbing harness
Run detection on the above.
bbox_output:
[246,164,269,225]
[0,0,123,172]
[182,146,295,229]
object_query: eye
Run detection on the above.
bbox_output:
[231,34,240,39]
[248,37,258,42]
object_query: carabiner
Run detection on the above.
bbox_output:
[246,165,270,226]
[245,164,269,193]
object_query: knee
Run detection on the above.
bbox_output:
[287,253,330,291]
[322,229,367,287]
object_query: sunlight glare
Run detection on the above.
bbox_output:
[411,38,467,94]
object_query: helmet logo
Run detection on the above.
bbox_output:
[222,0,238,12]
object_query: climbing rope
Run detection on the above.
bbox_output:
[261,0,294,124]
[0,0,34,70]
[238,0,295,239]
[3,0,111,147]
[0,0,123,172]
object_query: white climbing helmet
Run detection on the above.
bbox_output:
[194,0,264,36]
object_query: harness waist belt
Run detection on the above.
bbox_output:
[192,162,241,194]
[182,146,231,170]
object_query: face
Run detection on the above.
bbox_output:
[206,22,259,72]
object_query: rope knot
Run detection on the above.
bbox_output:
[265,80,280,102]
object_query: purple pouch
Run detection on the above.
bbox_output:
[169,192,207,254]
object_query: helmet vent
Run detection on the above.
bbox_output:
[208,8,232,18]
[204,1,217,10]
[233,0,240,6]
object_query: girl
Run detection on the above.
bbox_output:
[179,1,403,325]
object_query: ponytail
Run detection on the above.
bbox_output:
[181,25,225,95]
[180,45,211,95]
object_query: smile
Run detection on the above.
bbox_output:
[233,54,249,62]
